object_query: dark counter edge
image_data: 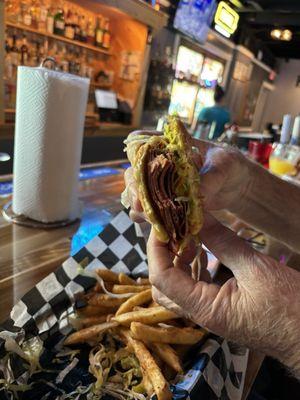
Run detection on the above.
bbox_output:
[0,123,138,139]
[0,123,138,175]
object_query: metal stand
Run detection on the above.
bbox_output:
[2,201,79,229]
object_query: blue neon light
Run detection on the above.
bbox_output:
[0,166,127,196]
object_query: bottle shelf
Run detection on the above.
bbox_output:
[6,21,112,56]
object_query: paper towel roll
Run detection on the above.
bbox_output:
[280,114,292,144]
[12,66,90,223]
[291,115,300,145]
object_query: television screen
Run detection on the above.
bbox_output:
[174,0,217,44]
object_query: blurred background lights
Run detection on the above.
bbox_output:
[271,28,292,41]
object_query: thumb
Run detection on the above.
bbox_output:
[201,213,255,279]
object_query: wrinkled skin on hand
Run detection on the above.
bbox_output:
[147,215,300,379]
[123,131,300,379]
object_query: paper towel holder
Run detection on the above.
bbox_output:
[2,201,79,229]
[40,57,57,70]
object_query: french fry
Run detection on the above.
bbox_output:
[173,344,193,360]
[97,269,119,283]
[79,315,110,328]
[80,291,96,301]
[92,282,114,293]
[162,363,177,381]
[88,293,128,308]
[150,342,183,373]
[162,319,183,327]
[131,322,206,345]
[112,284,151,294]
[132,306,147,311]
[125,332,172,400]
[64,321,118,345]
[148,300,159,308]
[136,277,150,285]
[116,289,152,316]
[113,307,180,327]
[118,273,137,285]
[93,283,103,293]
[141,373,154,397]
[152,352,164,370]
[77,305,118,317]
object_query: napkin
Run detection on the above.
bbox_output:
[12,66,90,222]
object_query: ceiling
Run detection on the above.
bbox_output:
[235,0,300,60]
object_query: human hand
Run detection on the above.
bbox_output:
[123,132,252,222]
[147,214,300,379]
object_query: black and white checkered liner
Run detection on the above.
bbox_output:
[0,209,248,400]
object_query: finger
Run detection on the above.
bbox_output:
[124,168,143,213]
[191,257,200,281]
[201,213,255,277]
[151,287,185,317]
[199,249,212,283]
[147,228,220,313]
[192,138,215,157]
[199,148,226,204]
[174,240,197,273]
[129,210,146,223]
[191,249,210,283]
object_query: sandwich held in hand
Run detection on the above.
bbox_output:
[124,116,203,252]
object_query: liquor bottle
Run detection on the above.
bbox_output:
[54,7,65,36]
[30,0,39,30]
[73,11,81,41]
[39,39,47,63]
[5,37,11,54]
[95,17,103,47]
[80,51,88,77]
[4,46,13,79]
[44,38,49,56]
[4,41,15,109]
[87,17,95,45]
[74,51,81,75]
[6,0,21,23]
[79,16,87,42]
[10,35,20,69]
[64,9,75,39]
[18,1,26,24]
[46,7,54,34]
[290,115,300,146]
[38,0,48,31]
[23,1,32,26]
[102,18,111,49]
[36,41,42,65]
[20,35,29,66]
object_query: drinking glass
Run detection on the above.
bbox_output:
[269,143,300,176]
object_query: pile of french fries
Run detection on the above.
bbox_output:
[65,269,207,400]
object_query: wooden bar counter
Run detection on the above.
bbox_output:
[0,160,261,399]
[0,160,126,322]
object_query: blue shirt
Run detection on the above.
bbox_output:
[198,105,231,139]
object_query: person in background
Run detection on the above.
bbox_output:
[193,84,231,140]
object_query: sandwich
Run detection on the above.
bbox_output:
[125,115,203,253]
